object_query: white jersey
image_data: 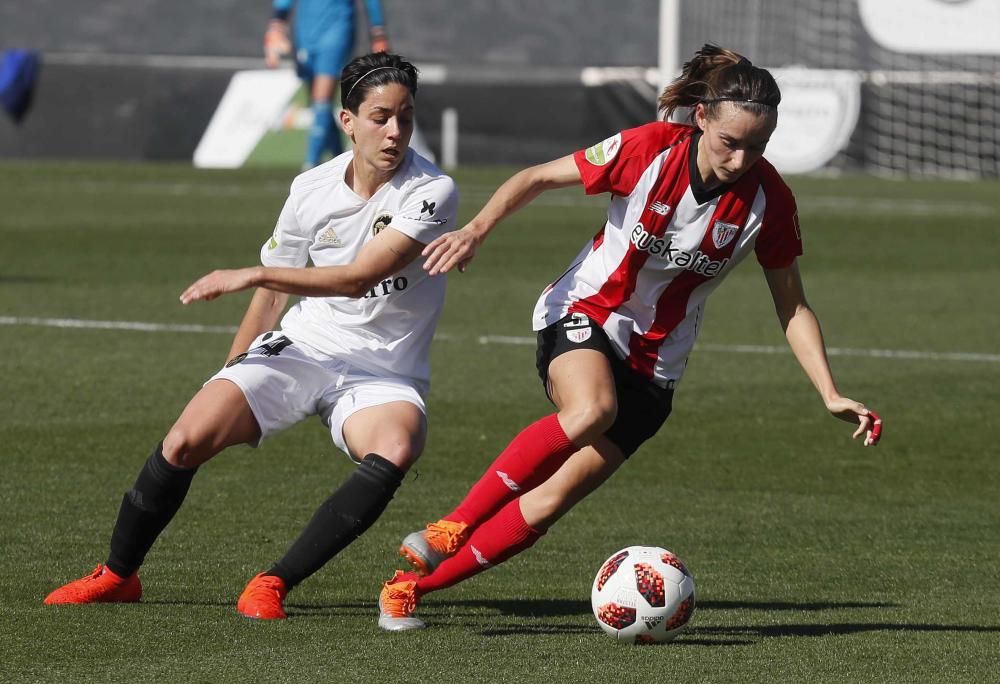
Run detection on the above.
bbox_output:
[261,148,458,383]
[532,122,801,388]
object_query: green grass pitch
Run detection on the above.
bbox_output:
[1,161,998,682]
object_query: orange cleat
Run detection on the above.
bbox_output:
[44,564,141,605]
[237,573,288,620]
[399,519,469,576]
[377,570,425,631]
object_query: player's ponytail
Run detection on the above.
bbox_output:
[657,44,780,123]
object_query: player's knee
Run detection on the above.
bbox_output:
[363,439,421,472]
[559,401,617,443]
[162,427,213,469]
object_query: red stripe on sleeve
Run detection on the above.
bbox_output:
[574,123,695,197]
[753,162,802,269]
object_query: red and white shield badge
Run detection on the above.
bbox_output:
[712,221,739,249]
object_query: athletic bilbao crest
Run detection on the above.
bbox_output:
[563,313,592,344]
[712,221,739,249]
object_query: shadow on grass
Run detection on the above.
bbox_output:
[439,597,899,617]
[698,623,1000,639]
[139,597,1000,645]
[431,599,999,644]
[143,597,897,619]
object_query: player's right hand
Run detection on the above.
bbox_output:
[180,268,258,304]
[264,19,292,68]
[826,396,883,447]
[421,227,483,275]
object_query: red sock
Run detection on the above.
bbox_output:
[447,414,575,528]
[417,499,542,596]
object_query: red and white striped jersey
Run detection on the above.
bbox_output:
[532,122,802,388]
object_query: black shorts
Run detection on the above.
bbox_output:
[535,312,673,458]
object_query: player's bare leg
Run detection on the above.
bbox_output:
[518,438,625,530]
[382,441,625,631]
[241,401,422,619]
[399,348,616,576]
[163,379,263,467]
[45,380,260,605]
[546,349,618,445]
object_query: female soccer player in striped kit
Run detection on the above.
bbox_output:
[377,44,883,631]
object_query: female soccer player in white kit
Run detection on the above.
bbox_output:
[44,52,458,620]
[377,44,882,631]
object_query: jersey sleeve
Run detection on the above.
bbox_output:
[260,194,312,268]
[573,122,676,197]
[754,178,803,269]
[388,175,458,245]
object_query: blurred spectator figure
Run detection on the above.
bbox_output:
[265,0,390,169]
[0,49,41,124]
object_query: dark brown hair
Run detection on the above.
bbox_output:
[340,52,418,113]
[657,44,780,123]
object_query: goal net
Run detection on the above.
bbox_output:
[665,0,1000,177]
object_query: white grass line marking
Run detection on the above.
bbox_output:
[0,315,458,341]
[0,316,238,335]
[478,335,1000,364]
[2,317,995,364]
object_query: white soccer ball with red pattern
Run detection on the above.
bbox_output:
[590,545,695,644]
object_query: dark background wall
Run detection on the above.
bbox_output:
[0,0,661,163]
[5,1,994,173]
[0,0,660,66]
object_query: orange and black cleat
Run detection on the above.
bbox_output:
[237,573,289,620]
[44,564,142,605]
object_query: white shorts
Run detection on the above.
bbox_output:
[208,331,427,459]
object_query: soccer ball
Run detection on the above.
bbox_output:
[591,546,696,644]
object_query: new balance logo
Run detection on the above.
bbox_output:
[649,201,671,216]
[496,470,521,492]
[471,545,492,568]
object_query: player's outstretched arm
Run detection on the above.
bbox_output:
[422,155,582,276]
[764,261,883,446]
[180,227,424,303]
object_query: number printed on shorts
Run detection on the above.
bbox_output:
[252,333,294,357]
[225,333,294,368]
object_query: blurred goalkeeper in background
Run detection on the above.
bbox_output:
[265,0,391,169]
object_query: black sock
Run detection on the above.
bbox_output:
[105,442,198,577]
[267,454,404,589]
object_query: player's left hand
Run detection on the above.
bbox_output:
[826,396,883,447]
[180,268,257,304]
[421,226,483,275]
